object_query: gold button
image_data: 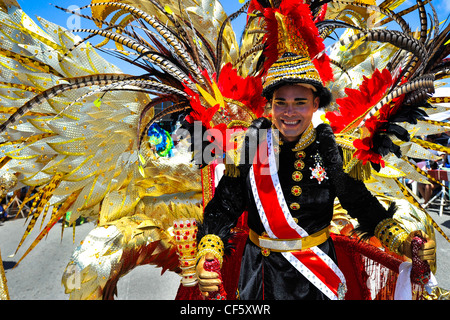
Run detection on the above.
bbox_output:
[291,186,302,197]
[261,247,271,256]
[260,231,270,256]
[292,171,303,182]
[296,151,306,159]
[290,202,300,211]
[294,160,305,170]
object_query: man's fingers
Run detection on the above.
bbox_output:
[422,239,436,250]
[419,250,436,262]
[196,253,222,296]
[420,238,436,262]
[198,276,222,286]
[198,270,220,279]
[199,284,220,293]
[421,245,435,254]
[198,269,221,294]
[198,277,221,293]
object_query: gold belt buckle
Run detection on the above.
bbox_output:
[260,232,271,256]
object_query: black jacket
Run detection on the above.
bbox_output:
[199,122,395,300]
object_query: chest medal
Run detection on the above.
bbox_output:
[310,152,328,184]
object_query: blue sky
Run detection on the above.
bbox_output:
[16,0,248,32]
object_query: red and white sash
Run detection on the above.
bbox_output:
[249,129,347,300]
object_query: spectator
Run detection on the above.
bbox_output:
[417,135,444,204]
[0,203,7,222]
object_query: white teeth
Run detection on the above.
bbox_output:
[284,121,299,125]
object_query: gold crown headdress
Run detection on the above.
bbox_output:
[252,0,333,102]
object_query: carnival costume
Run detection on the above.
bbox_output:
[0,0,449,300]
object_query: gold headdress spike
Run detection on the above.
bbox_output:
[274,11,310,60]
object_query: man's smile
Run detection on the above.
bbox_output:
[281,119,301,126]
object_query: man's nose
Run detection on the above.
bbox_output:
[284,103,295,116]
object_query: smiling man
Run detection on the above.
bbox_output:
[194,47,436,300]
[271,84,319,142]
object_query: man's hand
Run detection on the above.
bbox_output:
[196,252,222,298]
[400,230,436,267]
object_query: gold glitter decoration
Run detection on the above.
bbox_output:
[275,11,310,60]
[0,249,9,300]
[263,55,322,93]
[296,151,306,159]
[292,123,316,151]
[197,234,225,267]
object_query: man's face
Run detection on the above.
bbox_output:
[271,84,320,142]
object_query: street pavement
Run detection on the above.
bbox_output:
[424,204,450,290]
[0,217,181,300]
[1,206,450,300]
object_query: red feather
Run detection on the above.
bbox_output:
[248,0,264,21]
[325,68,404,166]
[326,68,394,133]
[314,3,328,23]
[261,8,280,74]
[217,63,266,118]
[183,64,267,153]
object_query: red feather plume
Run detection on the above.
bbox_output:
[325,68,406,166]
[217,63,267,119]
[325,68,394,134]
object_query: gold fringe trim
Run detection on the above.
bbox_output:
[201,166,214,209]
[342,148,372,181]
[224,164,240,178]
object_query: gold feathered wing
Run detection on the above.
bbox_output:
[0,1,207,299]
[320,0,450,249]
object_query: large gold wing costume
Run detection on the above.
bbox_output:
[0,0,449,300]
